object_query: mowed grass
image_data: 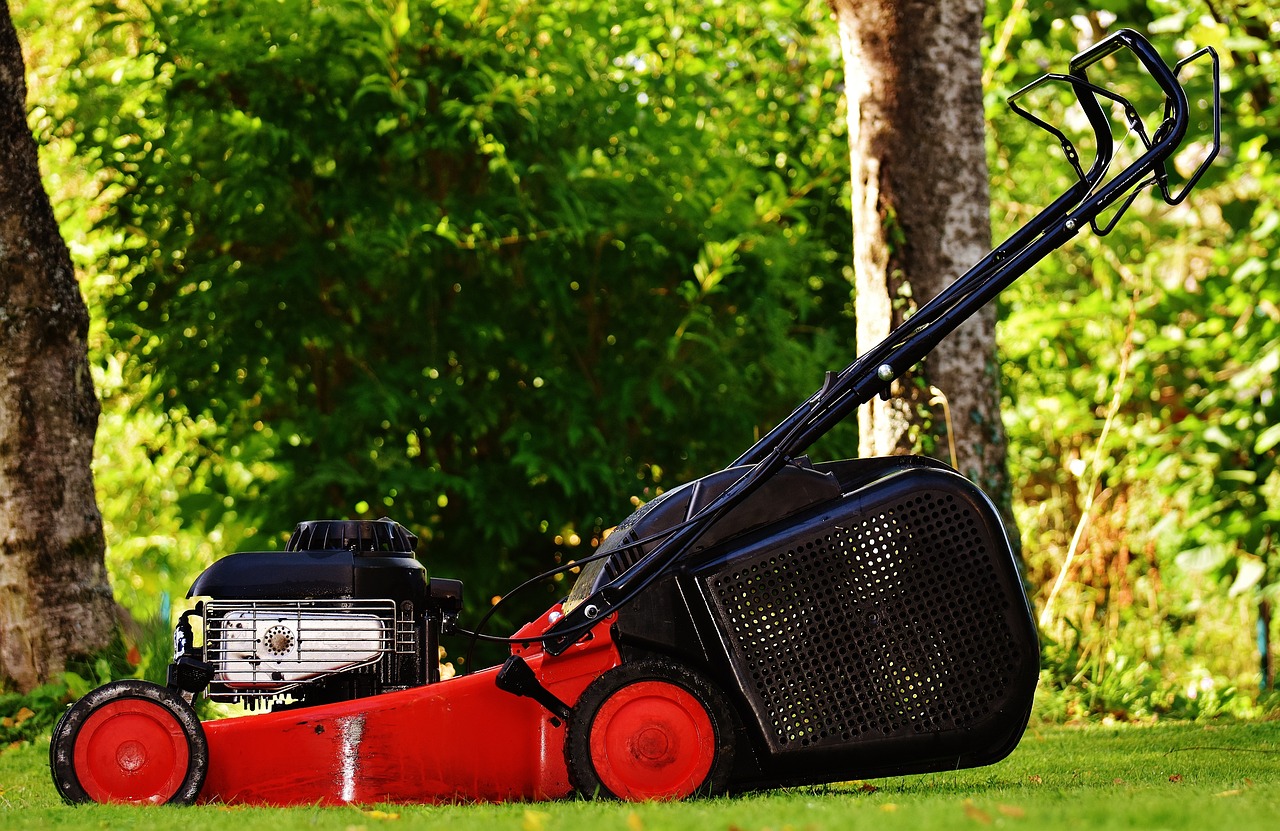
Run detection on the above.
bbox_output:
[2,721,1278,830]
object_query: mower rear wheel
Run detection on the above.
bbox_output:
[566,659,736,800]
[50,679,208,805]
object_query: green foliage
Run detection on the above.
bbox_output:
[989,0,1280,717]
[0,683,70,746]
[26,0,853,649]
[0,613,173,746]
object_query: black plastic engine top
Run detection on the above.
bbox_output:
[185,518,429,607]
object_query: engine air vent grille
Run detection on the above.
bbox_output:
[705,488,1025,754]
[286,518,417,554]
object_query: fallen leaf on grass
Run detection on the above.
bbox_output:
[362,809,400,820]
[627,811,643,831]
[859,783,879,793]
[963,800,992,825]
[523,810,549,831]
[1214,790,1242,798]
[1169,774,1183,783]
[880,804,899,813]
[997,804,1025,818]
[1027,775,1043,785]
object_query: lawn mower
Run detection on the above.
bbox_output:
[50,28,1220,805]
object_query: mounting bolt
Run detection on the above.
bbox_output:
[583,604,600,619]
[876,364,894,382]
[1065,218,1078,230]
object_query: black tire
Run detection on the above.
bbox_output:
[566,659,736,800]
[49,679,208,805]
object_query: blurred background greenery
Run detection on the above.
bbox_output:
[3,0,1278,734]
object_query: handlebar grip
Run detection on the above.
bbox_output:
[1069,28,1189,138]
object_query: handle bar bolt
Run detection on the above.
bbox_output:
[876,365,895,382]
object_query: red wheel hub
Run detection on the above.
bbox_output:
[72,698,191,804]
[588,680,716,800]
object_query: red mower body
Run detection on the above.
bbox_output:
[199,610,620,805]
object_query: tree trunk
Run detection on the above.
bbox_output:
[0,2,115,692]
[830,0,1012,508]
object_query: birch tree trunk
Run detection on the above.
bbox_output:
[0,2,115,691]
[830,0,1012,507]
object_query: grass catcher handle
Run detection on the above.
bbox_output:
[1070,28,1185,104]
[735,30,1215,472]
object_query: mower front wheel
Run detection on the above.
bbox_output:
[566,659,736,800]
[50,679,208,805]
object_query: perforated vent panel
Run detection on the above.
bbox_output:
[704,486,1027,754]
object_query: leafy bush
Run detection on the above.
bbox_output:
[29,0,854,654]
[990,0,1280,718]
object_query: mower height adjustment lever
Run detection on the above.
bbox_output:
[494,655,573,721]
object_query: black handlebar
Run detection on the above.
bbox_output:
[1071,28,1187,99]
[1006,29,1218,232]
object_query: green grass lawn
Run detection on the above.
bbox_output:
[3,722,1278,830]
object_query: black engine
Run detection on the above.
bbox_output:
[168,518,462,710]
